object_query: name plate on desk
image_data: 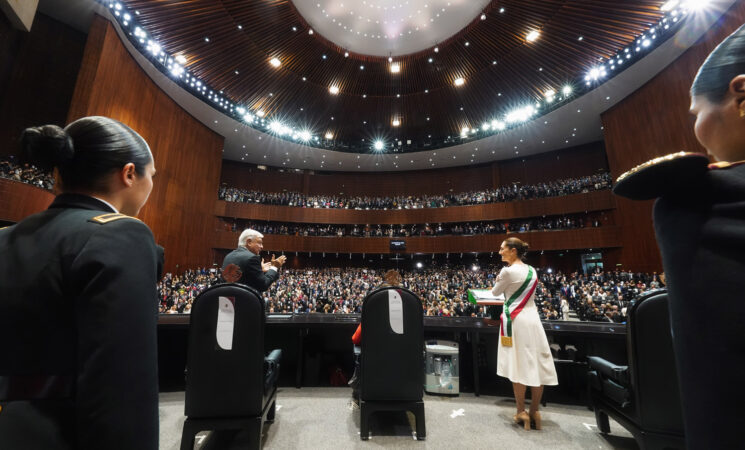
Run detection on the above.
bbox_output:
[467,289,504,306]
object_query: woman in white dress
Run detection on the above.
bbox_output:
[492,237,558,430]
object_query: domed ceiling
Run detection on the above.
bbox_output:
[119,0,681,153]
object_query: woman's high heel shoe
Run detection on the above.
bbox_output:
[530,411,542,430]
[513,411,531,430]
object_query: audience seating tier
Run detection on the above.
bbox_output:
[212,226,622,254]
[216,190,614,225]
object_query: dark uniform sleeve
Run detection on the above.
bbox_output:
[69,219,159,449]
[243,253,279,292]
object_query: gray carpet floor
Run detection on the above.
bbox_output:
[159,388,638,449]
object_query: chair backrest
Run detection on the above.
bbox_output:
[360,286,424,402]
[184,283,265,418]
[626,289,684,433]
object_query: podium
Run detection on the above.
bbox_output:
[468,289,504,320]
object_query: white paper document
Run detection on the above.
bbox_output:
[216,296,235,350]
[388,290,404,334]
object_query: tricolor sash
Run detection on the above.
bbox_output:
[500,266,538,347]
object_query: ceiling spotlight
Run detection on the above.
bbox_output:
[661,0,679,10]
[454,77,465,86]
[434,46,439,53]
[308,29,314,35]
[344,51,349,57]
[428,58,433,63]
[480,13,486,20]
[270,57,281,67]
[482,123,491,131]
[329,85,340,95]
[390,62,400,73]
[544,89,556,98]
[388,56,393,62]
[175,54,187,64]
[562,85,573,95]
[499,7,505,13]
[256,110,265,117]
[360,65,364,70]
[461,127,469,136]
[325,132,333,139]
[526,30,540,42]
[299,130,312,141]
[392,119,400,127]
[374,140,384,150]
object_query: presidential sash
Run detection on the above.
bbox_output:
[500,266,538,347]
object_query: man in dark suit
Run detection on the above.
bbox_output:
[222,229,286,292]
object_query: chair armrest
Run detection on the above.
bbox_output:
[265,349,282,371]
[588,356,630,386]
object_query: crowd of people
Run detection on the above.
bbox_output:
[157,265,659,323]
[219,214,604,237]
[218,172,612,209]
[0,156,54,190]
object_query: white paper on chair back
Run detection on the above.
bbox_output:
[216,296,235,350]
[388,290,404,334]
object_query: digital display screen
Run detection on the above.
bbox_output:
[390,240,406,251]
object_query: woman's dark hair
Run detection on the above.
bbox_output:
[691,23,745,103]
[21,116,152,192]
[504,237,530,260]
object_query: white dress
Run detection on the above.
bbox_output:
[492,264,558,387]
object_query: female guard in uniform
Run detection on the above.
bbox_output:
[0,116,160,449]
[491,237,557,430]
[615,23,745,449]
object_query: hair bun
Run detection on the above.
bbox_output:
[21,124,74,170]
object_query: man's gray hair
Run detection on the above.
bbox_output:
[238,228,264,247]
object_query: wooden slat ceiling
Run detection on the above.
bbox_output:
[122,0,666,149]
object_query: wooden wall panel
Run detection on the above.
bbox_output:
[0,13,86,157]
[0,179,54,223]
[67,16,224,273]
[601,1,745,273]
[220,142,608,197]
[216,190,614,225]
[212,226,622,254]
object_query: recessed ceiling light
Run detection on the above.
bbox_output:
[270,57,281,67]
[392,119,400,127]
[390,62,400,73]
[480,13,486,20]
[526,30,540,42]
[329,85,340,95]
[454,77,465,86]
[309,29,314,35]
[325,132,333,139]
[434,46,439,53]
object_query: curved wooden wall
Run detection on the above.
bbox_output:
[216,190,614,225]
[212,227,622,253]
[67,16,224,273]
[0,179,54,223]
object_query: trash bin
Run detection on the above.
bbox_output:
[425,340,459,395]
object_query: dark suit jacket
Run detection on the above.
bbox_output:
[0,194,160,449]
[222,246,279,292]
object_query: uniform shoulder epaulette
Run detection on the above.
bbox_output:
[613,152,710,200]
[708,160,745,170]
[88,213,140,224]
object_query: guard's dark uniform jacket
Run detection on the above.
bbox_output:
[222,246,279,292]
[614,153,745,450]
[0,194,161,449]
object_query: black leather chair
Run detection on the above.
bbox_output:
[587,289,684,449]
[180,283,281,450]
[359,286,425,441]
